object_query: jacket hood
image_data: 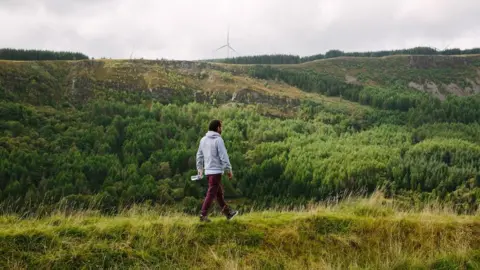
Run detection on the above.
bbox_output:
[206,131,221,138]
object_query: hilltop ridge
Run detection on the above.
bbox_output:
[0,58,369,117]
[1,53,480,109]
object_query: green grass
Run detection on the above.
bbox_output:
[1,194,478,269]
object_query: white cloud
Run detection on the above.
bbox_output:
[0,0,479,60]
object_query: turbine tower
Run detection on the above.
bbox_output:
[215,27,237,59]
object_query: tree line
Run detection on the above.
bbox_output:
[211,47,480,65]
[0,48,89,61]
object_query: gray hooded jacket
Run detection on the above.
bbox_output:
[196,131,232,175]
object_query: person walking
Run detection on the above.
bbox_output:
[196,120,238,222]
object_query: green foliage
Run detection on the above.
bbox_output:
[1,91,479,213]
[211,54,302,64]
[220,71,234,82]
[0,48,89,61]
[248,65,364,99]
[0,58,479,214]
[248,65,480,124]
[408,95,480,126]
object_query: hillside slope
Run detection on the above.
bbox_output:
[1,56,480,214]
[3,55,480,108]
[281,55,480,99]
[0,196,479,269]
[214,54,480,100]
[0,59,366,116]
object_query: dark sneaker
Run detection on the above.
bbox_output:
[200,215,211,222]
[226,210,238,220]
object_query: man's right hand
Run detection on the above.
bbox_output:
[198,169,203,179]
[227,171,233,179]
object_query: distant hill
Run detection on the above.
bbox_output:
[279,54,480,100]
[213,54,480,100]
[208,46,480,64]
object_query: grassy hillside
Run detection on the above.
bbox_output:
[0,194,479,269]
[288,55,480,92]
[215,54,480,100]
[2,56,479,112]
[0,59,369,118]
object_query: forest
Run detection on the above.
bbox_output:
[1,77,479,215]
[0,48,89,61]
[211,46,480,64]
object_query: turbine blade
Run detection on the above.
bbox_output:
[215,45,228,51]
[228,45,237,53]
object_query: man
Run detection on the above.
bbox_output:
[196,120,238,222]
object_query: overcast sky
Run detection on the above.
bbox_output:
[1,0,479,60]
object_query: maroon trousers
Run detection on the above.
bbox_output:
[201,174,228,216]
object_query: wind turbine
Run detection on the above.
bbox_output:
[215,27,237,59]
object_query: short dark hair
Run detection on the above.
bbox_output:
[208,120,222,131]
